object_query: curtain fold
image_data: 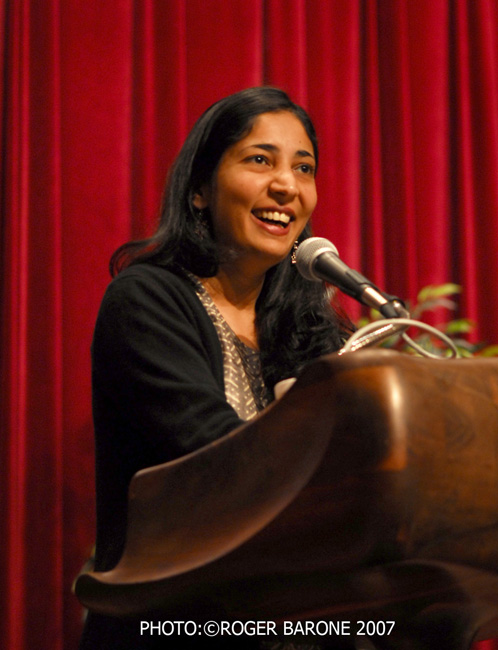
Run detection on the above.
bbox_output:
[451,0,498,343]
[1,1,65,647]
[2,2,498,648]
[404,0,451,293]
[361,0,386,291]
[376,0,419,298]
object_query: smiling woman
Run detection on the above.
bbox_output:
[192,110,319,347]
[80,87,353,649]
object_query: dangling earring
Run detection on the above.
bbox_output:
[194,209,208,239]
[291,240,299,264]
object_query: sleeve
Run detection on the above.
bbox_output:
[92,268,244,461]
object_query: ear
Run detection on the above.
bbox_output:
[192,188,208,210]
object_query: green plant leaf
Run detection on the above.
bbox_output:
[417,283,461,303]
[455,348,474,358]
[444,318,476,335]
[478,345,498,357]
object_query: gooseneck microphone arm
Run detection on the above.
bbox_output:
[295,237,459,358]
[295,238,409,319]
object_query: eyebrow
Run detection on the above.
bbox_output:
[243,143,315,160]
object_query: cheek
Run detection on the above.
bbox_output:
[304,185,318,215]
[296,216,311,239]
[213,178,254,215]
[209,189,248,241]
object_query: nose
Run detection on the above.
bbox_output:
[269,167,297,201]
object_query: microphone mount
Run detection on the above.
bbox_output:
[295,237,458,359]
[296,238,409,319]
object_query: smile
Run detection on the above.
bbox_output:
[252,209,292,227]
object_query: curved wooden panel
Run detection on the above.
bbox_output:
[75,350,498,621]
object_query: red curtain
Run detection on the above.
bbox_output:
[2,1,498,648]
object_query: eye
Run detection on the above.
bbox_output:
[296,162,315,176]
[246,154,269,165]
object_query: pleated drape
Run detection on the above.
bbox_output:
[2,2,65,648]
[2,1,498,648]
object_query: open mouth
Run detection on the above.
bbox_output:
[253,210,292,228]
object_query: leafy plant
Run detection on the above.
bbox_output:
[357,283,498,358]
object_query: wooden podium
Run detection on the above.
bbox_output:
[75,350,498,649]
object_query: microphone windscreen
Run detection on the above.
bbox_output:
[295,237,339,281]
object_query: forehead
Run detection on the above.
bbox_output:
[232,111,314,153]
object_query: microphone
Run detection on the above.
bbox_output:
[295,237,408,319]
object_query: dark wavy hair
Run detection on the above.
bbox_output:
[111,87,352,388]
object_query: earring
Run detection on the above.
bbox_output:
[291,240,299,264]
[194,209,209,239]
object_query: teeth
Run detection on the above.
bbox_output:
[257,210,291,225]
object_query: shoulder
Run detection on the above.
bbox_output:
[99,264,207,321]
[94,263,219,351]
[106,263,197,301]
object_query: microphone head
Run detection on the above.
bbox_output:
[295,237,339,281]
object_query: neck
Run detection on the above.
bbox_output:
[204,264,264,307]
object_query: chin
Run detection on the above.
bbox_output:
[259,250,291,270]
[218,240,291,271]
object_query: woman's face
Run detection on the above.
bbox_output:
[194,111,317,273]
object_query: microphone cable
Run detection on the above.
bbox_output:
[339,317,460,359]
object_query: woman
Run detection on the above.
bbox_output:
[81,87,351,649]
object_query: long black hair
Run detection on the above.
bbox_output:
[111,87,352,388]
